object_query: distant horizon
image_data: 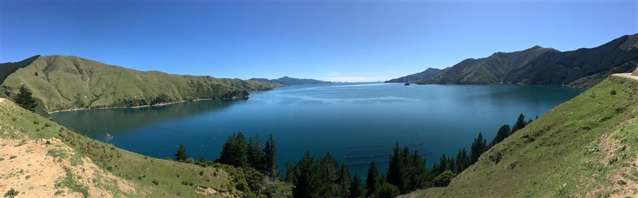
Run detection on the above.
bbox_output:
[1,0,636,82]
[4,33,634,83]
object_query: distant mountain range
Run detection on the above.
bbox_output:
[250,76,331,86]
[388,34,638,87]
[0,55,279,112]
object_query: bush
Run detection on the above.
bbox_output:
[376,182,400,198]
[4,188,18,198]
[433,170,455,187]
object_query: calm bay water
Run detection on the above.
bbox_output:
[52,83,580,176]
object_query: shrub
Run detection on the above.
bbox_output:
[376,182,400,198]
[4,188,18,198]
[433,170,455,187]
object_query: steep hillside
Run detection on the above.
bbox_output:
[385,68,442,83]
[390,34,638,87]
[0,55,39,89]
[250,76,330,86]
[0,55,279,112]
[505,34,638,87]
[0,97,291,197]
[401,76,638,197]
[426,46,557,84]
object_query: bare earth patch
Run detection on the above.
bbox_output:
[0,137,134,197]
[599,134,621,165]
[612,73,638,81]
[607,158,638,197]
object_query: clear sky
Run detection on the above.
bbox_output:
[1,0,637,82]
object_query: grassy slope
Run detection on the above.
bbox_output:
[0,55,39,92]
[402,76,638,197]
[0,55,279,112]
[0,98,291,197]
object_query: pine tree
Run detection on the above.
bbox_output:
[434,154,454,174]
[318,153,339,197]
[376,182,400,198]
[175,144,188,161]
[489,124,511,147]
[292,152,319,198]
[349,175,362,198]
[15,86,37,111]
[454,148,469,173]
[366,161,379,197]
[511,113,527,133]
[218,132,248,167]
[285,162,295,182]
[470,133,487,163]
[406,150,427,191]
[337,165,351,197]
[263,134,277,178]
[247,135,264,170]
[386,143,405,191]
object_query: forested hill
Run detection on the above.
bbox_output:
[386,68,442,83]
[250,76,331,86]
[0,55,279,113]
[388,34,638,87]
[401,75,638,197]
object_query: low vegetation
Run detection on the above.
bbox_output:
[0,97,288,197]
[0,55,279,113]
[402,76,638,197]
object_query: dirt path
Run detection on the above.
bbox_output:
[0,137,134,197]
[612,73,638,81]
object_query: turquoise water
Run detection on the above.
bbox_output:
[51,83,580,176]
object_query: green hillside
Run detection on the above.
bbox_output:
[0,55,279,113]
[389,34,638,87]
[250,76,331,86]
[385,68,442,83]
[427,46,556,84]
[401,76,638,197]
[0,55,39,90]
[0,97,291,197]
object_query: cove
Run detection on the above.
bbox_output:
[51,83,580,176]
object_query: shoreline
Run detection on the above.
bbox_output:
[47,87,278,114]
[47,98,218,114]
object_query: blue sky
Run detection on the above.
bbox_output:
[1,0,636,82]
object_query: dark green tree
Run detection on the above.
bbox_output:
[349,175,362,198]
[15,86,37,111]
[406,150,428,191]
[511,113,527,133]
[454,148,469,173]
[386,143,406,192]
[218,132,248,167]
[433,154,454,175]
[175,144,188,161]
[292,152,320,198]
[285,162,295,183]
[336,165,351,197]
[318,153,339,197]
[365,162,379,197]
[376,182,400,198]
[247,135,264,170]
[489,124,511,147]
[263,134,277,178]
[470,133,487,163]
